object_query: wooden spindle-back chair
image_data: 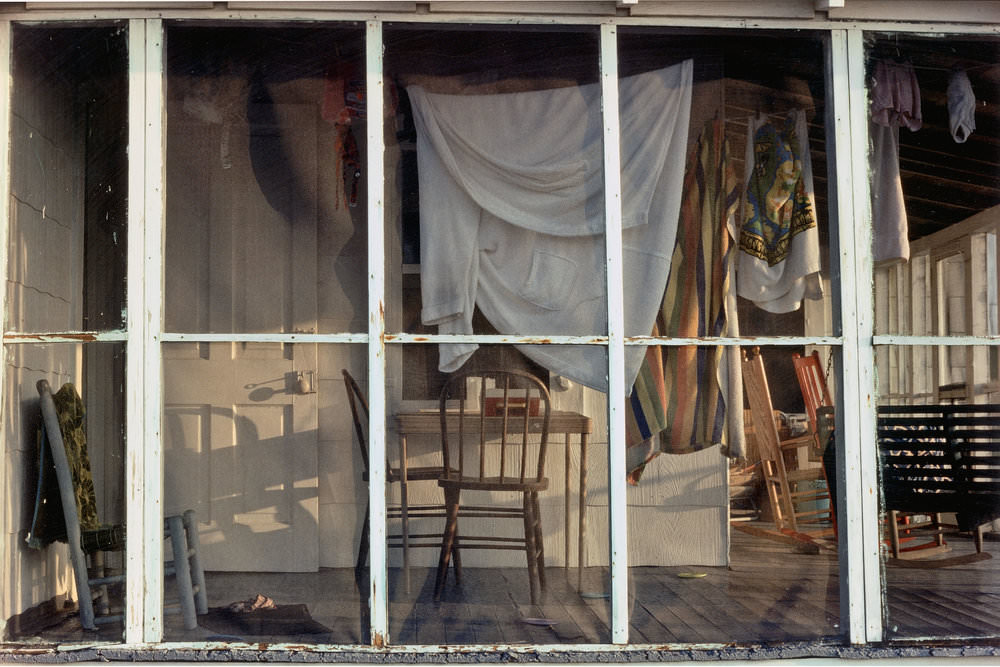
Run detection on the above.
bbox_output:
[433,369,552,604]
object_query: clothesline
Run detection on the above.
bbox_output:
[722,107,824,123]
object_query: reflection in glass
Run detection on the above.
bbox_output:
[165,25,366,335]
[386,343,610,644]
[876,344,1000,639]
[3,343,126,642]
[161,343,367,643]
[8,26,128,333]
[384,26,606,341]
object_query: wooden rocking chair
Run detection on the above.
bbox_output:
[734,349,835,552]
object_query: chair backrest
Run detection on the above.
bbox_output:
[439,369,552,485]
[36,380,96,555]
[37,381,100,529]
[792,351,832,431]
[342,369,370,473]
[740,350,786,473]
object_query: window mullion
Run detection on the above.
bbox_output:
[365,18,389,648]
[599,21,628,646]
[829,28,884,644]
[0,20,11,644]
[125,17,155,645]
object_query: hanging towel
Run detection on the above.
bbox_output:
[625,119,745,481]
[737,110,822,313]
[409,61,693,392]
[871,59,921,263]
[947,69,976,144]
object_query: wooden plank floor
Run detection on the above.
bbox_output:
[10,526,1000,645]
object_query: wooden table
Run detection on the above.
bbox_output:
[394,409,594,590]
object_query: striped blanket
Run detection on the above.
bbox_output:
[626,119,741,482]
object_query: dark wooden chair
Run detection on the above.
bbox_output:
[433,369,552,604]
[35,380,207,631]
[342,369,457,588]
[878,403,1000,560]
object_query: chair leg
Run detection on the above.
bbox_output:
[167,515,198,630]
[434,487,461,602]
[888,510,902,559]
[357,499,370,577]
[451,532,462,586]
[531,492,546,590]
[522,493,539,605]
[73,552,97,631]
[183,509,208,615]
[92,550,110,617]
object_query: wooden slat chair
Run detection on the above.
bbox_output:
[35,380,207,631]
[433,369,552,604]
[738,349,835,550]
[342,369,459,589]
[792,351,835,464]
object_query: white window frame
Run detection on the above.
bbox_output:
[0,6,998,657]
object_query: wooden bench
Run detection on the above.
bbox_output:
[877,403,1000,558]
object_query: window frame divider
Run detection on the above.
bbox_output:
[828,27,883,644]
[599,21,629,646]
[366,18,390,648]
[0,18,11,644]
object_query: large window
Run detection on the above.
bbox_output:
[1,6,999,660]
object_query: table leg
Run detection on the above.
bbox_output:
[564,433,570,575]
[400,433,410,594]
[578,433,588,591]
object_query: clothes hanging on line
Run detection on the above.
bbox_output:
[871,59,922,264]
[409,60,693,392]
[624,119,746,482]
[737,109,823,313]
[947,69,976,144]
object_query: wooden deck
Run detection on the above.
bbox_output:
[8,526,1000,645]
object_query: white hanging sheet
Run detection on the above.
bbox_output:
[409,60,693,392]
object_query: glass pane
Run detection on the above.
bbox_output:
[383,25,606,346]
[621,343,841,642]
[9,25,128,333]
[164,25,366,335]
[385,343,610,644]
[616,28,841,643]
[3,343,126,642]
[161,342,366,643]
[868,33,1000,641]
[869,34,1000,337]
[876,344,1000,639]
[618,29,835,340]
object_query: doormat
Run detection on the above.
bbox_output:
[198,603,332,637]
[887,552,992,569]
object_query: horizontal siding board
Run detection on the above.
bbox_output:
[829,0,1000,22]
[629,0,815,18]
[428,1,616,14]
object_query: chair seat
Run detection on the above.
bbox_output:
[438,476,549,493]
[785,468,826,484]
[80,524,126,554]
[362,466,459,483]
